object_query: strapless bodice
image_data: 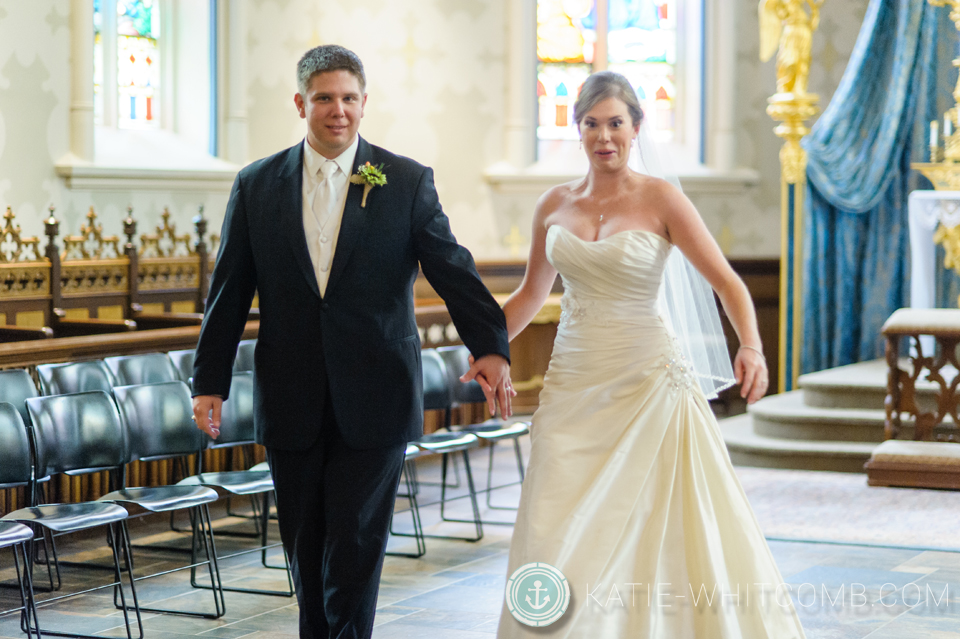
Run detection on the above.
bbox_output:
[546,224,672,327]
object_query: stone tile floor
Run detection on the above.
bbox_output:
[1,440,959,638]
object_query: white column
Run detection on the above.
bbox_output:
[504,0,536,169]
[222,0,248,164]
[71,0,95,161]
[705,0,735,172]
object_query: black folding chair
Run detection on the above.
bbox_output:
[1,394,143,639]
[178,372,294,597]
[409,350,484,542]
[177,468,293,597]
[0,521,40,639]
[232,339,256,372]
[437,345,529,519]
[0,369,40,425]
[167,349,196,383]
[0,401,41,638]
[105,353,181,386]
[102,381,225,620]
[36,360,116,396]
[387,444,428,558]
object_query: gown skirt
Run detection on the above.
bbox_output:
[496,226,806,639]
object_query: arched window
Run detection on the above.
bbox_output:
[535,0,703,167]
[95,0,162,130]
[89,0,218,157]
[59,0,246,190]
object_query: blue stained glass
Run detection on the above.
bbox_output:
[580,5,598,30]
[609,0,659,31]
[118,0,155,38]
[130,96,136,119]
[608,0,674,64]
[556,82,569,96]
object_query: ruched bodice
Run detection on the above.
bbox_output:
[547,225,670,323]
[498,225,806,639]
[542,225,692,393]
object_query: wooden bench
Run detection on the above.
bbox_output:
[866,308,960,487]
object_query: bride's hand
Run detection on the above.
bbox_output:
[734,345,768,404]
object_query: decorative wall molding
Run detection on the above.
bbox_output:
[483,164,760,196]
[55,163,238,192]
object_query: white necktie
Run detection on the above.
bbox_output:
[313,160,339,228]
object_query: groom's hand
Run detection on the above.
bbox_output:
[460,354,513,418]
[192,395,223,439]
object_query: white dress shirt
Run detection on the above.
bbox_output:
[302,135,359,297]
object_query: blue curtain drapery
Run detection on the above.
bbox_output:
[801,0,952,373]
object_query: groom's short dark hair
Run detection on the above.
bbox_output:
[297,45,366,95]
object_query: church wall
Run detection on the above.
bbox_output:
[0,0,71,238]
[722,0,870,256]
[0,0,229,254]
[0,0,871,263]
[245,0,507,259]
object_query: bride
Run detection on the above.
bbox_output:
[495,72,806,638]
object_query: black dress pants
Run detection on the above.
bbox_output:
[266,394,406,639]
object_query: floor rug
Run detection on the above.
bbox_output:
[735,466,960,552]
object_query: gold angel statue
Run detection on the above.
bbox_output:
[759,0,823,96]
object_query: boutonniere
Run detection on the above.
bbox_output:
[348,162,387,207]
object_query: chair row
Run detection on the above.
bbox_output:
[0,377,290,638]
[387,346,531,558]
[0,340,256,423]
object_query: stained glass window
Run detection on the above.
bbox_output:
[117,0,160,129]
[537,0,595,140]
[607,0,676,140]
[537,0,677,142]
[94,0,104,125]
[94,0,160,129]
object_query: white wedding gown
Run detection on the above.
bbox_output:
[497,226,806,638]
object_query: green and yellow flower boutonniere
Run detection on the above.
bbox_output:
[349,162,387,207]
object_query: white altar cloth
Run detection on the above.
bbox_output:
[908,190,960,353]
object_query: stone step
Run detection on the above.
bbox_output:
[721,414,876,473]
[747,391,905,442]
[747,391,956,442]
[798,358,942,411]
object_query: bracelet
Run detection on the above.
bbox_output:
[738,345,765,360]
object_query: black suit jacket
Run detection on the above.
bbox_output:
[193,137,510,451]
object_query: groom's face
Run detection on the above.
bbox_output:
[295,70,367,159]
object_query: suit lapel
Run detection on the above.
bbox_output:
[325,137,373,298]
[279,143,322,299]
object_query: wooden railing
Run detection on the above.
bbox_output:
[0,322,258,369]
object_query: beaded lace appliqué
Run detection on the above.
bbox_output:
[662,337,694,393]
[559,291,604,327]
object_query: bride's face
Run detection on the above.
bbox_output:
[578,97,641,172]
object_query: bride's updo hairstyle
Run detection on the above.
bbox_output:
[573,71,644,129]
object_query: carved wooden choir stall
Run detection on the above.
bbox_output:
[0,205,214,340]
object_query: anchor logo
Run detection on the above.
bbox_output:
[505,562,570,627]
[525,580,551,609]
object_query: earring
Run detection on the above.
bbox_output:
[579,139,583,149]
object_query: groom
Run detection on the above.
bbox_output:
[191,45,511,638]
